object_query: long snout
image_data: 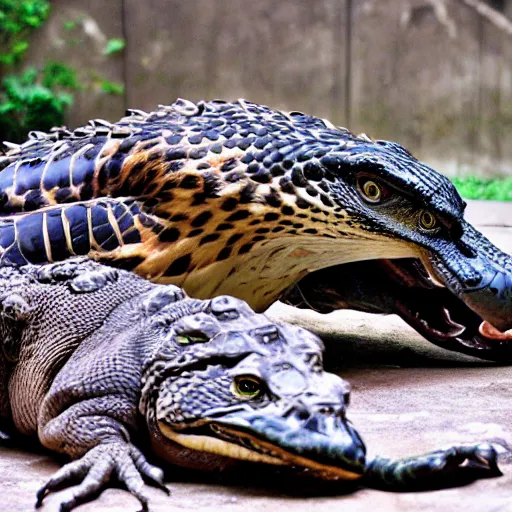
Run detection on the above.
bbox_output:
[216,401,367,479]
[430,223,512,333]
[459,264,512,332]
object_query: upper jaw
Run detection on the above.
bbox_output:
[423,230,512,334]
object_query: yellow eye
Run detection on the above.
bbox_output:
[176,334,209,345]
[232,376,263,399]
[361,180,382,203]
[419,210,437,230]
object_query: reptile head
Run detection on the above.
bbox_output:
[275,135,512,358]
[313,139,510,331]
[140,294,365,479]
[268,137,511,358]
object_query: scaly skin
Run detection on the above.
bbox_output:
[0,260,501,510]
[0,99,510,359]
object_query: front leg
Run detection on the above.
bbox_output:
[37,397,168,511]
[364,443,502,490]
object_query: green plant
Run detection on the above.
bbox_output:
[452,176,512,202]
[0,0,50,66]
[0,65,76,142]
[0,0,76,142]
[104,38,125,56]
[0,1,124,143]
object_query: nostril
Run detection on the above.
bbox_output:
[465,274,482,287]
[296,409,309,421]
[458,241,477,259]
[450,223,463,240]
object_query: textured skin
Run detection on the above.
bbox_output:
[0,99,510,357]
[0,260,502,510]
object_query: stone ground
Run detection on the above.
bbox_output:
[1,201,511,512]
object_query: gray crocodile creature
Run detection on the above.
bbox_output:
[0,99,510,360]
[0,260,501,510]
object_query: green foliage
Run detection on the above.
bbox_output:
[0,1,125,143]
[0,65,75,141]
[104,38,125,55]
[99,79,124,95]
[0,0,50,65]
[452,176,512,202]
[42,61,81,90]
[0,0,73,142]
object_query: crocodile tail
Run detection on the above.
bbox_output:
[0,198,152,269]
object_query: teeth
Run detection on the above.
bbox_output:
[419,256,446,288]
[420,308,467,338]
[441,308,466,337]
[479,321,512,341]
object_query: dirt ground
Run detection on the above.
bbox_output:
[1,200,511,512]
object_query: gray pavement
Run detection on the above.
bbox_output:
[2,200,512,512]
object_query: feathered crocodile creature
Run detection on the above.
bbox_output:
[0,99,510,360]
[0,260,501,510]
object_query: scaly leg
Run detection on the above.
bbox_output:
[37,397,169,511]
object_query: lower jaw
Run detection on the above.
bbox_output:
[396,303,512,357]
[157,421,363,480]
[419,254,512,343]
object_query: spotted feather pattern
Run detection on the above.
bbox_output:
[0,99,467,308]
[0,99,463,217]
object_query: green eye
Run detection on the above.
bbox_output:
[419,210,437,230]
[176,334,209,345]
[232,376,263,399]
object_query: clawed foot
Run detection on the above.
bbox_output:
[365,442,502,489]
[36,443,169,511]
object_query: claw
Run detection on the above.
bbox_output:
[145,467,170,495]
[469,443,501,475]
[35,442,167,511]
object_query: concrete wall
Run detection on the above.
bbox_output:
[18,0,512,177]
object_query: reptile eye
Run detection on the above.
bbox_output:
[175,333,209,345]
[419,210,437,230]
[232,376,263,399]
[357,177,389,204]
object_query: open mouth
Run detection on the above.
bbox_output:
[285,258,512,360]
[158,420,364,480]
[392,277,512,355]
[380,258,512,355]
